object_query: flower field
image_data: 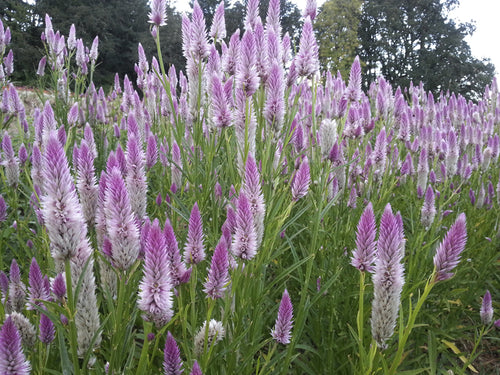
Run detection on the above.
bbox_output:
[0,0,499,373]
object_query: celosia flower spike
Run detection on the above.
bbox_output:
[0,317,30,375]
[190,361,203,375]
[271,289,293,344]
[480,290,493,325]
[295,16,319,78]
[209,2,226,41]
[345,56,362,102]
[184,202,205,264]
[351,202,377,272]
[203,236,229,299]
[28,257,50,309]
[232,192,258,260]
[149,0,167,27]
[104,168,140,270]
[371,204,405,349]
[291,157,311,201]
[433,213,467,282]
[194,320,225,356]
[138,219,173,328]
[163,331,183,375]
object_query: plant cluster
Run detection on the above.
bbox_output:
[0,0,498,374]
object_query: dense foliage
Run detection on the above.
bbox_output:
[0,0,499,374]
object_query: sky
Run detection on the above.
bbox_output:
[174,0,499,77]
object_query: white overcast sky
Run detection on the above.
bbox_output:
[174,0,499,78]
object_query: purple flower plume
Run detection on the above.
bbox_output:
[7,259,26,314]
[28,258,50,309]
[41,133,87,268]
[203,236,229,299]
[0,195,7,223]
[164,220,190,286]
[149,0,167,27]
[345,56,362,102]
[480,290,493,325]
[433,213,467,282]
[138,219,173,328]
[242,155,265,248]
[184,202,205,264]
[264,62,285,132]
[126,135,147,220]
[210,75,231,128]
[39,312,55,344]
[51,273,66,301]
[104,168,140,270]
[295,16,319,78]
[421,185,436,229]
[232,192,258,260]
[371,204,405,349]
[0,317,30,375]
[163,331,183,375]
[291,156,310,201]
[236,30,260,97]
[190,0,209,60]
[209,2,226,41]
[271,289,293,344]
[351,202,377,272]
[190,361,202,375]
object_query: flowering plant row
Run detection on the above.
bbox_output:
[0,0,498,373]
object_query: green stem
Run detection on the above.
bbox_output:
[357,271,367,372]
[64,260,81,375]
[387,276,435,375]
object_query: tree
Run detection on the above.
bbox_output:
[358,0,495,99]
[36,0,151,86]
[0,0,41,84]
[315,0,362,79]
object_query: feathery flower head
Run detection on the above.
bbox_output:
[138,219,173,328]
[28,257,50,309]
[295,16,319,78]
[9,312,36,348]
[271,289,293,344]
[345,56,362,102]
[190,0,209,60]
[351,202,377,272]
[421,185,436,229]
[371,204,405,349]
[244,0,260,32]
[89,36,99,63]
[303,0,317,21]
[291,156,310,201]
[164,219,190,286]
[194,320,225,357]
[203,236,229,299]
[184,202,205,264]
[232,192,258,260]
[190,361,202,375]
[164,331,183,375]
[51,273,66,301]
[0,316,30,375]
[0,194,7,223]
[210,2,226,41]
[104,167,140,270]
[266,0,281,35]
[242,155,265,248]
[149,0,167,27]
[39,312,55,344]
[433,213,467,282]
[236,30,260,96]
[480,290,493,325]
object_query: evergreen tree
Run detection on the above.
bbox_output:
[358,0,495,99]
[0,0,41,84]
[315,0,362,79]
[36,0,151,86]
